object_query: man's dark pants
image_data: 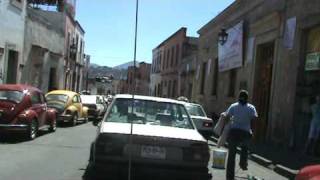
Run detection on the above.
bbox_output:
[226,128,251,180]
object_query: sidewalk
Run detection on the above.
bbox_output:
[209,136,320,179]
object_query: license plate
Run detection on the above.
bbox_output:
[141,145,166,159]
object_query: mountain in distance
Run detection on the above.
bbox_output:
[113,61,140,70]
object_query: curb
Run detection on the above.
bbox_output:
[250,154,272,168]
[274,165,298,180]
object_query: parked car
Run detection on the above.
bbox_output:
[296,165,320,180]
[0,84,57,140]
[46,90,88,126]
[183,103,213,137]
[89,94,211,180]
[81,95,105,120]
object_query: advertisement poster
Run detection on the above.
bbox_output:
[283,17,296,49]
[218,21,243,72]
[246,37,255,64]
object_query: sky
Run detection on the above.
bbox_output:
[76,0,235,67]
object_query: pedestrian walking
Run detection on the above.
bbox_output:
[305,95,320,156]
[225,90,258,180]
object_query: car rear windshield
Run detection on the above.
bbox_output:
[46,94,68,103]
[186,104,206,117]
[0,90,24,104]
[105,98,194,129]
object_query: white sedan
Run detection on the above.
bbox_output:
[184,103,213,137]
[89,94,211,180]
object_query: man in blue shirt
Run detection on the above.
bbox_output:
[225,90,258,180]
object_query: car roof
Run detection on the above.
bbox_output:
[0,84,42,93]
[46,90,79,96]
[184,102,202,107]
[115,94,185,105]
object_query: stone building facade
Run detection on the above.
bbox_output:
[21,7,65,93]
[127,62,151,96]
[0,0,27,84]
[193,0,320,149]
[151,28,198,99]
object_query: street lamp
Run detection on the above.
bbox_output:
[218,28,228,46]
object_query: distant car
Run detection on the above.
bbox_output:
[0,84,57,140]
[81,95,105,120]
[89,94,211,180]
[184,103,213,137]
[296,165,320,180]
[46,90,88,126]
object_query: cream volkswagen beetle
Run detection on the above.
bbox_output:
[89,94,211,180]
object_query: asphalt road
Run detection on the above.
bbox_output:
[0,123,287,180]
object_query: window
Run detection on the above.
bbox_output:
[200,62,207,95]
[171,46,175,67]
[211,58,219,96]
[168,80,172,98]
[31,93,41,105]
[72,95,79,103]
[176,44,180,66]
[172,80,177,98]
[166,49,170,69]
[228,69,237,97]
[105,99,194,129]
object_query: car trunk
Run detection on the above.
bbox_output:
[96,122,209,167]
[0,101,20,124]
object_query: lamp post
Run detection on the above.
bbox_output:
[218,28,228,46]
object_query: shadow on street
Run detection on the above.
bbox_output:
[0,130,51,144]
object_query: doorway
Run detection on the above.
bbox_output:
[48,68,57,91]
[6,50,19,84]
[253,42,275,142]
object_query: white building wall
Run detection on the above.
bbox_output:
[0,0,26,84]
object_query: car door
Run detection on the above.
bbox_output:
[72,95,82,117]
[30,92,46,127]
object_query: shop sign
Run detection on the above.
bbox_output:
[218,21,243,72]
[305,52,320,71]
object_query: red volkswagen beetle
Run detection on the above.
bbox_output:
[296,165,320,180]
[0,84,57,140]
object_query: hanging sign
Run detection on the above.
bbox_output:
[218,21,244,72]
[305,52,320,71]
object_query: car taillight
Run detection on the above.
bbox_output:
[203,121,213,127]
[183,143,209,161]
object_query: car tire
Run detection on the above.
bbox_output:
[71,113,78,126]
[48,120,57,132]
[26,119,38,140]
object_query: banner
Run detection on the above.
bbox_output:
[218,21,243,72]
[283,17,296,49]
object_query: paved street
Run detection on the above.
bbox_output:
[0,123,287,180]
